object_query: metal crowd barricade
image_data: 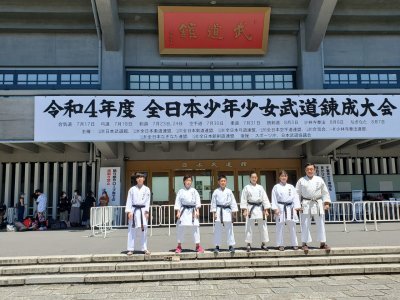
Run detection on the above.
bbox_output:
[90,205,161,238]
[90,201,400,237]
[356,200,400,232]
[6,207,17,224]
[325,201,355,232]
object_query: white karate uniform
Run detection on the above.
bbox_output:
[210,187,238,247]
[175,187,201,244]
[296,175,331,244]
[125,184,151,251]
[271,182,300,247]
[240,184,271,244]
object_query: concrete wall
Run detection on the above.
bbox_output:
[125,33,298,68]
[0,33,98,67]
[0,97,33,140]
[324,35,400,67]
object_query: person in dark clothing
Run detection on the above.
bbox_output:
[16,195,25,222]
[82,191,96,228]
[58,191,70,223]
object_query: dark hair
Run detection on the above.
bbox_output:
[278,170,288,177]
[249,171,257,177]
[304,163,316,169]
[35,189,42,194]
[218,174,227,181]
[183,174,192,182]
[135,172,146,179]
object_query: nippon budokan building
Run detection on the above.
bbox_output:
[1,0,400,219]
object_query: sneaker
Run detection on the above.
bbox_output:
[293,246,299,250]
[126,251,133,256]
[196,245,204,253]
[175,246,182,254]
[229,246,235,253]
[144,249,151,255]
[278,246,285,251]
[213,246,220,254]
[246,245,251,253]
[261,243,268,251]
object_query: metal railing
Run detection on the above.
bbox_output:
[87,200,400,237]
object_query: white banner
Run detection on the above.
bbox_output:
[98,167,121,206]
[34,95,399,142]
[315,164,336,202]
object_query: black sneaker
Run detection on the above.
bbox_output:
[229,246,235,253]
[246,245,251,252]
[213,246,220,253]
[261,243,268,251]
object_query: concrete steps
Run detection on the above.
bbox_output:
[1,246,400,285]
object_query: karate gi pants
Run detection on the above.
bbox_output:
[300,213,327,243]
[177,224,200,244]
[213,221,235,247]
[245,218,269,244]
[127,221,148,251]
[275,220,298,247]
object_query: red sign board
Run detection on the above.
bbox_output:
[158,6,271,55]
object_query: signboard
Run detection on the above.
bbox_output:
[34,95,399,142]
[315,164,336,202]
[98,167,121,206]
[158,6,271,55]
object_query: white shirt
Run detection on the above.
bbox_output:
[296,175,331,215]
[36,194,47,213]
[174,187,201,226]
[271,182,300,222]
[125,185,151,213]
[210,187,238,223]
[71,195,82,208]
[240,184,271,219]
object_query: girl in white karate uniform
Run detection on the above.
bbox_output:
[210,174,238,253]
[174,175,204,253]
[125,172,151,255]
[240,171,271,252]
[271,170,301,251]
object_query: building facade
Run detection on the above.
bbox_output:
[1,0,400,219]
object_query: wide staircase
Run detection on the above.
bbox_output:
[1,246,400,285]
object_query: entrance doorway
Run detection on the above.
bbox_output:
[125,159,301,205]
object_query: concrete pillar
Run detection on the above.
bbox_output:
[388,157,396,174]
[338,158,345,175]
[91,162,97,195]
[52,163,59,220]
[33,162,40,212]
[380,158,387,174]
[371,158,379,174]
[23,163,31,217]
[297,20,324,89]
[346,158,353,175]
[72,162,78,193]
[397,157,400,174]
[355,158,362,174]
[101,21,125,89]
[43,162,50,216]
[14,162,22,205]
[82,162,87,200]
[62,162,68,195]
[4,163,12,208]
[363,158,370,174]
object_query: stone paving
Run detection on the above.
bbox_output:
[1,274,400,299]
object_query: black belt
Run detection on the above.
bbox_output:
[248,201,265,220]
[302,197,322,216]
[277,201,294,221]
[132,205,146,231]
[180,205,196,224]
[217,204,231,225]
